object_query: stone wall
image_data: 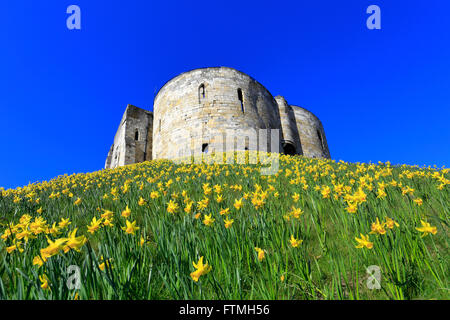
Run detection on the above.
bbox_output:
[275,96,303,156]
[105,67,331,169]
[291,105,330,159]
[105,109,127,169]
[152,67,283,160]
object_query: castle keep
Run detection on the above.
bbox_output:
[105,67,330,169]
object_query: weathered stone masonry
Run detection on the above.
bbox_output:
[105,105,153,168]
[105,67,330,169]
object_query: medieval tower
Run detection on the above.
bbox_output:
[105,67,330,169]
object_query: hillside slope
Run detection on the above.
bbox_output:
[0,152,448,299]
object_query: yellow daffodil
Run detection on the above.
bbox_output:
[58,218,71,229]
[138,197,146,206]
[63,228,87,253]
[416,220,437,237]
[346,202,358,214]
[74,197,82,206]
[290,206,304,219]
[1,228,12,241]
[355,234,373,249]
[289,235,303,248]
[385,217,399,229]
[33,255,46,267]
[40,237,68,259]
[234,198,243,210]
[321,186,331,199]
[101,209,114,220]
[87,217,102,234]
[370,218,386,235]
[121,205,131,218]
[15,227,35,243]
[184,201,194,213]
[203,214,215,226]
[255,247,265,261]
[47,222,61,236]
[39,274,50,290]
[377,188,387,199]
[150,191,160,199]
[7,240,24,254]
[99,256,113,271]
[224,217,234,229]
[167,200,179,214]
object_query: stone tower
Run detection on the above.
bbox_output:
[105,67,330,169]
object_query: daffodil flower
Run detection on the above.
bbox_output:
[416,220,437,237]
[355,234,373,249]
[122,219,140,235]
[255,247,265,261]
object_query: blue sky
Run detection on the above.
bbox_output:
[0,1,449,189]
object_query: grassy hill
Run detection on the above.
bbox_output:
[0,152,448,299]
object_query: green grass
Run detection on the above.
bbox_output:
[0,152,448,299]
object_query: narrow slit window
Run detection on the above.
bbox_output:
[159,119,161,132]
[237,88,244,112]
[135,130,139,141]
[199,84,205,103]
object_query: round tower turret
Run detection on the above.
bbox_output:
[291,105,330,159]
[152,67,283,159]
[275,96,303,156]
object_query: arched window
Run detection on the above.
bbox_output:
[199,84,205,103]
[317,130,324,150]
[237,88,244,112]
[135,130,139,141]
[202,143,209,153]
